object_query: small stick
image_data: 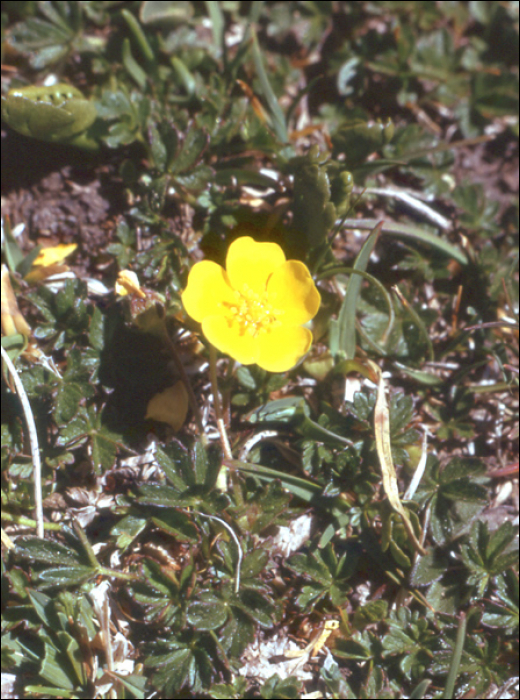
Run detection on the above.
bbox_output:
[209,345,233,463]
[162,332,204,436]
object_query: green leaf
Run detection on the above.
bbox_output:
[59,406,122,473]
[173,125,209,174]
[155,441,195,490]
[251,28,288,145]
[410,550,450,586]
[39,638,77,691]
[288,551,333,586]
[14,537,83,566]
[260,674,302,699]
[151,510,199,542]
[353,599,389,629]
[187,597,228,630]
[122,37,147,88]
[36,565,95,588]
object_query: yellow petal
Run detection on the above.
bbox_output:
[32,243,77,267]
[24,264,71,284]
[182,260,235,323]
[115,270,146,298]
[257,325,312,372]
[202,315,259,364]
[145,381,189,431]
[226,236,285,294]
[267,261,321,325]
[1,265,31,337]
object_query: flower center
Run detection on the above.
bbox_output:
[223,283,283,337]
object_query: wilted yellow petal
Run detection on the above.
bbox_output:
[145,381,189,431]
[32,243,77,267]
[1,265,31,337]
[115,270,146,298]
[226,236,285,294]
[267,260,321,326]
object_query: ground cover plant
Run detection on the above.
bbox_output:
[1,2,518,698]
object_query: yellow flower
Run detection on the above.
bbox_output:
[115,270,146,298]
[182,236,321,372]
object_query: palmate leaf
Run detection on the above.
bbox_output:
[10,1,80,69]
[59,405,122,473]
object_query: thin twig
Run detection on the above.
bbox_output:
[162,332,204,435]
[1,345,44,538]
[209,346,233,461]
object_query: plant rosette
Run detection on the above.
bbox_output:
[182,236,321,372]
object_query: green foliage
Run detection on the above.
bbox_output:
[1,2,518,698]
[287,543,358,608]
[1,83,98,148]
[288,145,353,251]
[460,520,519,598]
[9,1,87,69]
[414,457,489,545]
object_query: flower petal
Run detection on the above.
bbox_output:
[202,315,260,365]
[226,236,286,294]
[257,325,313,372]
[32,243,77,267]
[145,381,188,431]
[115,270,146,298]
[182,260,235,323]
[267,261,321,325]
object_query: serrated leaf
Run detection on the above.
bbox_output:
[410,549,450,586]
[36,566,95,588]
[187,599,228,630]
[173,125,209,174]
[15,537,82,566]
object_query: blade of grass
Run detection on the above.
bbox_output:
[226,459,352,521]
[122,38,147,89]
[227,458,322,503]
[337,222,382,359]
[250,28,288,144]
[442,613,467,699]
[342,218,467,265]
[205,1,224,52]
[318,264,395,346]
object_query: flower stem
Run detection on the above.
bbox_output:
[209,345,233,488]
[162,331,204,436]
